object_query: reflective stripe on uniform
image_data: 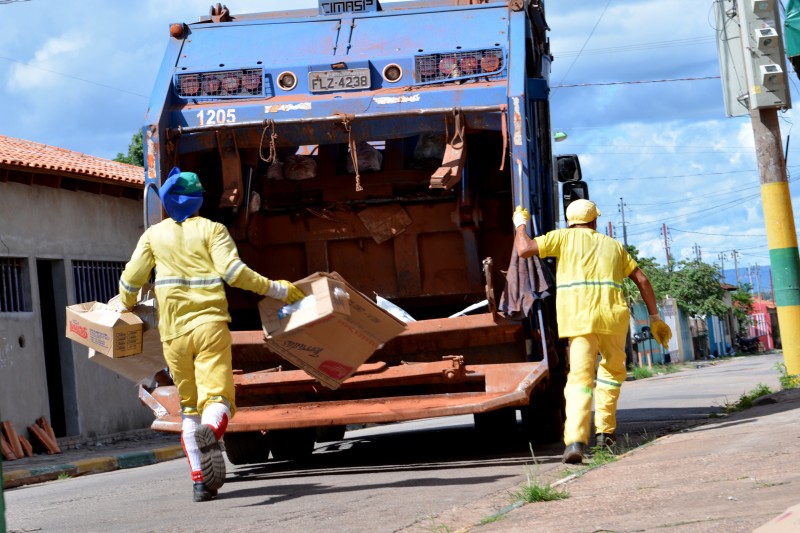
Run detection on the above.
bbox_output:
[223,260,245,284]
[596,377,622,389]
[567,384,594,396]
[556,280,624,291]
[119,278,141,295]
[154,276,223,288]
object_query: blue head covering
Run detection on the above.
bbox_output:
[159,167,204,222]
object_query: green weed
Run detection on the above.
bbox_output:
[586,444,618,468]
[57,473,72,480]
[511,445,569,503]
[632,366,654,380]
[724,383,773,413]
[776,362,800,390]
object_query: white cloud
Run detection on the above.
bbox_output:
[7,32,90,91]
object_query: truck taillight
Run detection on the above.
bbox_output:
[460,56,478,74]
[175,68,263,98]
[222,75,240,93]
[480,52,502,73]
[180,75,200,96]
[201,75,221,96]
[415,48,504,84]
[439,56,459,76]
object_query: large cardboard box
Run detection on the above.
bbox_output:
[65,301,143,357]
[88,299,166,384]
[259,272,407,389]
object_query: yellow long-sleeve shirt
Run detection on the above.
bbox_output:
[534,228,637,338]
[119,217,272,341]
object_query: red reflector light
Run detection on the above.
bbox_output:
[242,72,261,92]
[222,75,240,93]
[201,75,221,95]
[439,56,458,76]
[460,56,478,74]
[481,53,501,73]
[181,75,200,96]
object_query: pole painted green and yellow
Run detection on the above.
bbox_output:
[752,109,800,376]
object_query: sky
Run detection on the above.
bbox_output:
[0,0,797,290]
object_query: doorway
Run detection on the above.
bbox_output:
[37,259,78,437]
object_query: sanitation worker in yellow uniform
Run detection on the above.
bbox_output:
[118,168,303,501]
[513,199,671,464]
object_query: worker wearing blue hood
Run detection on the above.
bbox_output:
[118,167,304,502]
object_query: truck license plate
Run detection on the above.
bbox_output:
[309,68,370,92]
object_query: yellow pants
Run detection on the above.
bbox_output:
[563,333,627,446]
[161,321,236,417]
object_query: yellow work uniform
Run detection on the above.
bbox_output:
[534,228,637,445]
[119,217,273,415]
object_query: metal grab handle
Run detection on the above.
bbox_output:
[143,182,159,230]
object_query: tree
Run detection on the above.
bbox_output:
[114,131,144,167]
[730,283,755,331]
[668,259,728,317]
[622,245,669,304]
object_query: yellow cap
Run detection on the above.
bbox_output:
[566,199,601,226]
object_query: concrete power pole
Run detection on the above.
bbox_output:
[662,224,671,267]
[715,0,800,375]
[618,197,628,247]
[732,249,740,285]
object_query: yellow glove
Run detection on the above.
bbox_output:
[649,315,672,348]
[266,279,305,304]
[513,205,530,228]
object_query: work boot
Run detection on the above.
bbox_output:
[196,424,226,491]
[595,432,617,449]
[192,481,218,502]
[562,442,586,464]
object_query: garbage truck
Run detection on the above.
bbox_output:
[139,0,586,464]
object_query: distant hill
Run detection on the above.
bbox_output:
[721,264,773,299]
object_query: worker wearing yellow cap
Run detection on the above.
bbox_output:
[513,199,671,464]
[118,167,304,501]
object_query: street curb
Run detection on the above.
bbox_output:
[2,445,184,489]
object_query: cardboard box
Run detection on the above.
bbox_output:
[259,272,407,390]
[87,298,167,384]
[66,301,143,357]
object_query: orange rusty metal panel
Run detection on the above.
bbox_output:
[143,361,547,433]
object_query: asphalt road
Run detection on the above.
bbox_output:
[4,353,784,533]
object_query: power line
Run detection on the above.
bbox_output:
[553,75,720,89]
[555,0,612,87]
[0,55,148,99]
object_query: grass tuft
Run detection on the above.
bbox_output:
[724,383,773,413]
[776,362,800,390]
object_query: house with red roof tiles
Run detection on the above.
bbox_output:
[0,134,155,442]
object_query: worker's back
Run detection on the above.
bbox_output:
[535,228,636,337]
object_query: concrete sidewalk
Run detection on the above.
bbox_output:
[2,431,183,489]
[470,388,800,532]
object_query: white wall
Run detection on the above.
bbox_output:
[0,180,155,439]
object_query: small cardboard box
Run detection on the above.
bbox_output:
[66,301,143,357]
[259,272,407,390]
[87,298,167,384]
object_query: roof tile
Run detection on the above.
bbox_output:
[0,134,144,186]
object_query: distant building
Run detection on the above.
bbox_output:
[0,134,151,442]
[749,298,779,351]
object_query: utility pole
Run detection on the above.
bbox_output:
[732,249,740,285]
[715,0,800,374]
[692,243,702,262]
[661,224,671,267]
[719,252,727,279]
[755,262,762,298]
[618,197,628,247]
[607,221,614,238]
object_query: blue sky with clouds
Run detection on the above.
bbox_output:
[0,0,797,286]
